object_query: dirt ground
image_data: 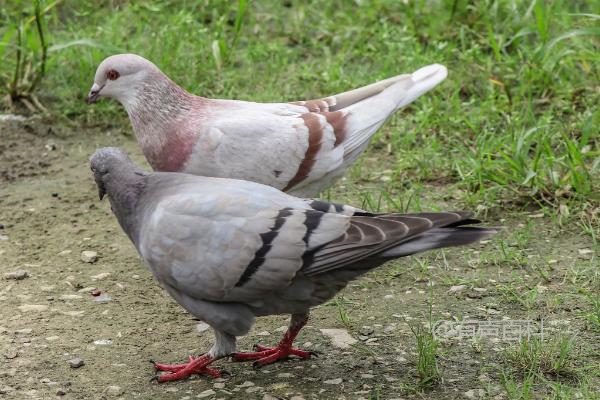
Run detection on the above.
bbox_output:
[0,118,598,400]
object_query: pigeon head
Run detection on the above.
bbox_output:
[86,54,159,106]
[90,147,134,200]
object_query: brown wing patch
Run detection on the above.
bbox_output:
[283,114,324,192]
[323,110,348,147]
[290,97,336,112]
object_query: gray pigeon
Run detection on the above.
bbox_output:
[90,147,497,382]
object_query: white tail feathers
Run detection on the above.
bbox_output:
[341,63,447,157]
[399,63,448,109]
[328,74,411,111]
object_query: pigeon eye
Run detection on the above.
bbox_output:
[106,69,120,80]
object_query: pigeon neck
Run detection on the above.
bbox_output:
[104,166,148,245]
[125,73,194,125]
[125,74,200,172]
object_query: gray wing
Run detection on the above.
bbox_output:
[137,180,355,304]
[302,211,494,276]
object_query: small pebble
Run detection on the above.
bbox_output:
[0,386,15,394]
[104,385,123,397]
[320,328,357,349]
[81,251,98,263]
[449,285,467,293]
[359,326,374,336]
[463,389,485,399]
[92,272,110,281]
[198,389,216,398]
[4,349,18,359]
[196,322,210,335]
[60,294,83,300]
[3,269,29,280]
[18,304,48,312]
[68,358,85,368]
[324,378,342,385]
[91,289,101,297]
[262,395,280,400]
[61,310,85,317]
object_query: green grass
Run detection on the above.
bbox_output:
[1,0,598,211]
[406,302,441,391]
[504,336,579,380]
[410,324,441,390]
[499,335,596,399]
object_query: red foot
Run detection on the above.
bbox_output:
[151,355,223,382]
[232,343,316,368]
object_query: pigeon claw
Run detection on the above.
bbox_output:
[150,354,222,382]
[232,343,314,368]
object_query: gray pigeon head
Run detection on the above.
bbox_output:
[90,147,133,200]
[86,53,159,105]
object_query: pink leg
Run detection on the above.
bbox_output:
[232,313,316,368]
[151,354,223,382]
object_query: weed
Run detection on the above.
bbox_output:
[409,323,441,390]
[503,335,579,381]
[406,303,441,391]
[1,0,50,111]
[577,209,599,246]
[497,281,539,311]
[500,370,535,400]
[325,295,354,330]
[578,288,600,331]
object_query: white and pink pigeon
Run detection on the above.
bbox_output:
[87,54,447,197]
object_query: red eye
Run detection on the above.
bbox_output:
[106,69,120,80]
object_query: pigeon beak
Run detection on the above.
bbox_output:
[98,183,106,201]
[93,174,106,200]
[86,83,104,104]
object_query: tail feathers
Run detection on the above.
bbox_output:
[399,63,448,109]
[342,64,447,156]
[380,227,498,258]
[327,73,411,111]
